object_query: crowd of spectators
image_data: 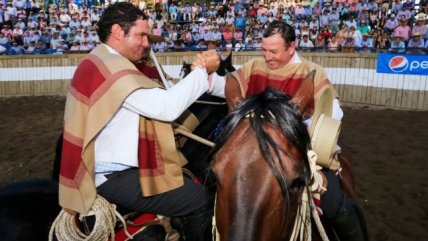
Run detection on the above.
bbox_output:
[0,0,427,55]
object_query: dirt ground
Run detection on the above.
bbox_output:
[0,96,427,241]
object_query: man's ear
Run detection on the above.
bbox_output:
[290,70,315,113]
[110,24,123,40]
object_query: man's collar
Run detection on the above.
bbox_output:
[290,51,302,65]
[103,43,120,55]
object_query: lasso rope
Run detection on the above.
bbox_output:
[49,195,131,241]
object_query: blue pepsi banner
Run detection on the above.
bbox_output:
[376,53,428,76]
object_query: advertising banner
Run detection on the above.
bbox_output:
[376,53,428,76]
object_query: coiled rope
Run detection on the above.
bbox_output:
[49,195,131,241]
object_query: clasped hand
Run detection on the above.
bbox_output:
[191,50,220,75]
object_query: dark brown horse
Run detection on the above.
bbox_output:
[211,85,313,241]
[211,73,366,241]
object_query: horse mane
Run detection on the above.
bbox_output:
[213,87,312,226]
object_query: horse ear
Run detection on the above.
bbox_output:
[290,70,315,114]
[225,75,243,112]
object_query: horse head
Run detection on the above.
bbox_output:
[216,50,236,77]
[179,61,192,81]
[211,72,315,241]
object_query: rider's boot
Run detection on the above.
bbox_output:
[332,199,368,241]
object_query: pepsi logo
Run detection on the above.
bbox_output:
[388,56,408,73]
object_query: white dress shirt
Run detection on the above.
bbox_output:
[94,44,225,186]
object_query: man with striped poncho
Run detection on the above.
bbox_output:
[196,20,367,241]
[58,2,222,241]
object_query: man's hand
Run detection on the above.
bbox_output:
[191,50,220,75]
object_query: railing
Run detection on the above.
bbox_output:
[0,51,427,110]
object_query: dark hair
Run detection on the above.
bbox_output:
[263,20,296,48]
[96,2,147,43]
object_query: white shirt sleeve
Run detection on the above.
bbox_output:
[206,72,226,98]
[123,68,209,122]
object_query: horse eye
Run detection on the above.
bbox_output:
[290,177,305,189]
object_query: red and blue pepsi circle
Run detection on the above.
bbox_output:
[388,56,409,73]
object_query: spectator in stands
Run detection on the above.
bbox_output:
[369,7,379,30]
[342,34,356,52]
[257,12,268,25]
[377,14,387,30]
[313,2,323,17]
[1,25,12,37]
[69,40,80,52]
[233,27,243,43]
[359,32,374,51]
[310,26,319,43]
[0,44,6,54]
[79,40,91,51]
[420,0,427,14]
[298,33,315,51]
[26,40,36,54]
[320,10,330,27]
[244,35,254,50]
[183,3,191,22]
[358,19,371,35]
[359,6,369,22]
[15,18,25,29]
[0,32,7,45]
[224,38,233,50]
[412,15,427,40]
[10,42,24,54]
[81,16,92,28]
[223,25,233,43]
[211,27,222,42]
[329,7,340,34]
[12,24,23,44]
[407,32,425,49]
[396,5,411,20]
[327,35,341,52]
[189,38,204,50]
[207,4,217,19]
[349,25,362,47]
[56,38,69,51]
[389,35,406,52]
[248,5,257,19]
[336,25,349,45]
[300,23,310,37]
[69,16,81,29]
[375,32,391,49]
[394,18,411,41]
[59,9,71,24]
[253,36,262,50]
[314,33,326,51]
[234,38,244,51]
[88,29,99,43]
[320,25,332,46]
[5,2,16,25]
[385,13,399,34]
[31,29,41,44]
[50,31,62,49]
[392,0,403,14]
[345,15,358,29]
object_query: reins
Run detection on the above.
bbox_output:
[289,151,329,241]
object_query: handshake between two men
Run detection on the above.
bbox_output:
[191,50,221,75]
